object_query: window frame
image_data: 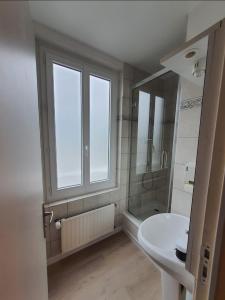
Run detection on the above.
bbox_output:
[38,45,118,203]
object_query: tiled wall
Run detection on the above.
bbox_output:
[45,63,148,260]
[171,78,203,217]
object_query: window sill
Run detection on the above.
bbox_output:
[44,186,120,208]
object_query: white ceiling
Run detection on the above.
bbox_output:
[29,1,201,73]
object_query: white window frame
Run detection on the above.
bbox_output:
[38,45,119,203]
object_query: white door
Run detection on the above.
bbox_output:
[0,2,48,300]
[186,20,225,299]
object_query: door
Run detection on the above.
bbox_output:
[185,20,225,299]
[0,2,48,300]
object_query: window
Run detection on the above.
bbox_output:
[53,64,82,188]
[39,48,118,202]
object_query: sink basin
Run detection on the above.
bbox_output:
[138,213,194,299]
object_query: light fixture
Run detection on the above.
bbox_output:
[184,48,198,59]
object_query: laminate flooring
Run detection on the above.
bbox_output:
[48,232,161,300]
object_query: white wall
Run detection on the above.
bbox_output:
[171,78,202,217]
[171,1,225,217]
[34,22,123,71]
[186,1,225,40]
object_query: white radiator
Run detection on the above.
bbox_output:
[61,204,115,254]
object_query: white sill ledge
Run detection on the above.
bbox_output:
[44,186,120,208]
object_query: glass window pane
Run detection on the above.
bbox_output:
[90,75,110,182]
[53,63,82,188]
[152,96,164,170]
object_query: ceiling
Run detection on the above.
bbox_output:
[29,1,201,73]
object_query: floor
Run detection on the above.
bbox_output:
[48,232,161,300]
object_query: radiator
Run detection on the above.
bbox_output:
[61,204,115,254]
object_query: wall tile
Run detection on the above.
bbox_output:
[130,154,137,169]
[122,97,131,119]
[51,239,61,257]
[171,78,202,218]
[121,153,129,170]
[46,241,51,259]
[108,189,121,202]
[173,163,186,191]
[115,213,123,228]
[175,137,198,165]
[120,170,129,185]
[131,121,138,138]
[123,80,132,98]
[121,184,128,200]
[155,187,168,207]
[68,200,84,217]
[45,223,50,242]
[171,188,193,217]
[177,106,201,138]
[121,138,130,154]
[50,221,61,241]
[180,78,203,100]
[83,195,100,212]
[97,193,111,206]
[122,120,130,138]
[119,199,127,213]
[114,201,120,215]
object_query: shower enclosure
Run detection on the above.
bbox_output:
[128,70,179,220]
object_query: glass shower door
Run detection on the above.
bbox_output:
[128,71,179,220]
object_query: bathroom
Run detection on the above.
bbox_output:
[1,1,225,300]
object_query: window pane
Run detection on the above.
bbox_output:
[152,96,164,170]
[90,75,110,182]
[53,63,82,188]
[136,91,151,174]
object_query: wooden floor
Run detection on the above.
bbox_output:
[48,232,161,300]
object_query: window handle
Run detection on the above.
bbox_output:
[42,205,54,238]
[44,210,53,224]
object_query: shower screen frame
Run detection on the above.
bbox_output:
[128,68,180,219]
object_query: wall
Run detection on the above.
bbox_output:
[38,23,148,260]
[34,22,123,71]
[186,1,225,40]
[171,78,202,217]
[170,0,225,217]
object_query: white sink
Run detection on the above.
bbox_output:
[138,213,194,300]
